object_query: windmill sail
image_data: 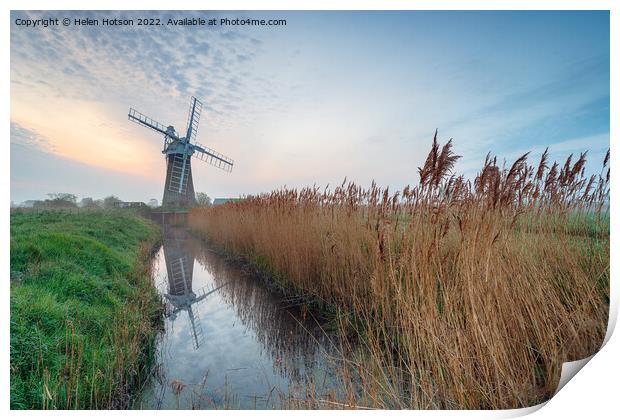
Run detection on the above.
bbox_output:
[128,108,174,137]
[193,142,234,172]
[185,97,203,144]
[187,306,204,349]
[194,283,228,303]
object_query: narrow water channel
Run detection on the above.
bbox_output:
[134,224,344,409]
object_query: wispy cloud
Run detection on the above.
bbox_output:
[11,11,283,129]
[10,11,610,202]
[10,122,56,153]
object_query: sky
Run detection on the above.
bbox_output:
[10,10,610,204]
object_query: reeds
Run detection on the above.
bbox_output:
[189,133,609,409]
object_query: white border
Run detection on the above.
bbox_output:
[2,2,617,419]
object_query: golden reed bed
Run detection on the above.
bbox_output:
[189,133,610,409]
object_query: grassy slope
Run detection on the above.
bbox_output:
[10,211,161,409]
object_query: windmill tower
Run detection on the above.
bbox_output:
[128,97,233,208]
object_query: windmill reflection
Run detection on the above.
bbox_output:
[161,226,223,349]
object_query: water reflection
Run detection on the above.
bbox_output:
[135,225,341,409]
[195,249,333,385]
[160,227,223,349]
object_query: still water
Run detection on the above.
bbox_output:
[134,225,343,409]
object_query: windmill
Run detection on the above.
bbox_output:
[128,96,233,208]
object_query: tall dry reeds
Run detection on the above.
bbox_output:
[189,132,609,409]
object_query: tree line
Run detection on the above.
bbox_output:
[12,192,213,209]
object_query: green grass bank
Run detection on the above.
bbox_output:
[10,210,162,409]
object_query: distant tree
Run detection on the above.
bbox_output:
[20,200,38,208]
[31,200,46,209]
[80,197,100,208]
[44,193,77,208]
[47,193,77,204]
[195,192,212,207]
[102,195,122,209]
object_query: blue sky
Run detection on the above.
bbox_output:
[10,10,610,203]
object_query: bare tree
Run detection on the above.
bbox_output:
[102,195,122,209]
[196,192,212,207]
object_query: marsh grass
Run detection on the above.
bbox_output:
[189,133,610,409]
[10,211,162,409]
